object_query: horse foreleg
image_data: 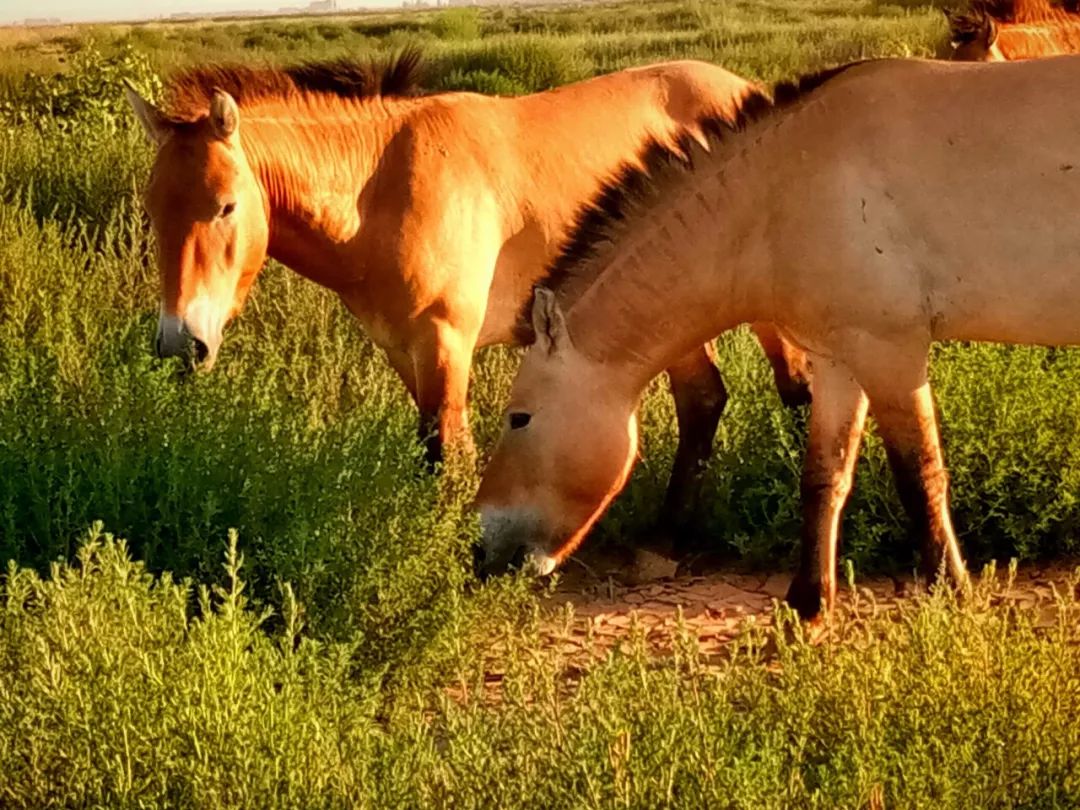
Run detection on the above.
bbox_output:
[662,343,728,545]
[786,356,868,621]
[751,322,812,408]
[411,319,477,470]
[868,379,969,588]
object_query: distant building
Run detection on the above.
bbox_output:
[22,17,63,26]
[170,9,269,19]
[306,0,338,11]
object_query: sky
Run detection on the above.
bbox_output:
[0,0,402,25]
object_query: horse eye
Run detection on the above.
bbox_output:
[509,412,531,430]
[220,201,236,218]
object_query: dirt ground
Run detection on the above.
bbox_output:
[455,545,1078,704]
[532,544,1080,665]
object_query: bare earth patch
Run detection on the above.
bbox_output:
[458,553,1079,706]
[534,547,1080,666]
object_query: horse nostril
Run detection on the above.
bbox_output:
[192,337,209,364]
[509,544,527,572]
[154,334,164,358]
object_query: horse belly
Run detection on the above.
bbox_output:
[827,156,1080,350]
[931,262,1080,347]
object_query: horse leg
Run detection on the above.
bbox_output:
[662,343,728,544]
[786,356,869,620]
[864,376,969,588]
[751,321,812,407]
[411,317,478,469]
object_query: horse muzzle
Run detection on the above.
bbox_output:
[474,508,559,580]
[156,311,221,370]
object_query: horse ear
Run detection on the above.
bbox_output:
[983,15,998,48]
[209,89,240,141]
[124,81,170,145]
[531,287,571,355]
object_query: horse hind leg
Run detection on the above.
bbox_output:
[751,322,812,408]
[786,356,869,621]
[661,343,728,548]
[866,377,969,589]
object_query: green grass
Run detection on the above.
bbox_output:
[1,0,1079,805]
[3,541,1079,808]
[0,0,952,86]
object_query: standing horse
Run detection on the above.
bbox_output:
[476,55,1080,618]
[947,0,1080,60]
[124,53,810,529]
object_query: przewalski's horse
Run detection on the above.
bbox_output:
[124,52,810,528]
[476,54,1080,618]
[947,0,1080,60]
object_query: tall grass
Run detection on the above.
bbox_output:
[0,0,951,87]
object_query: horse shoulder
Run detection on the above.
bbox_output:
[368,99,517,300]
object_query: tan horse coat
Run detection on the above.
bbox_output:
[126,55,808,527]
[476,55,1080,616]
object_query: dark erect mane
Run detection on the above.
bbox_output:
[514,60,868,342]
[162,48,425,121]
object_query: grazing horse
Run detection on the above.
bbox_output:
[125,53,809,529]
[947,0,1080,60]
[476,54,1080,618]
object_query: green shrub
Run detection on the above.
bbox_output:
[314,22,348,41]
[0,199,491,669]
[437,67,525,95]
[432,36,591,94]
[0,42,162,130]
[0,534,384,809]
[0,121,148,235]
[1,541,1078,808]
[430,8,483,42]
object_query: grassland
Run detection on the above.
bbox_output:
[2,1,1080,806]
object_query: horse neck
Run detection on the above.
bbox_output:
[237,97,407,288]
[565,142,771,394]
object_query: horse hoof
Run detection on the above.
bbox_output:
[784,577,825,621]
